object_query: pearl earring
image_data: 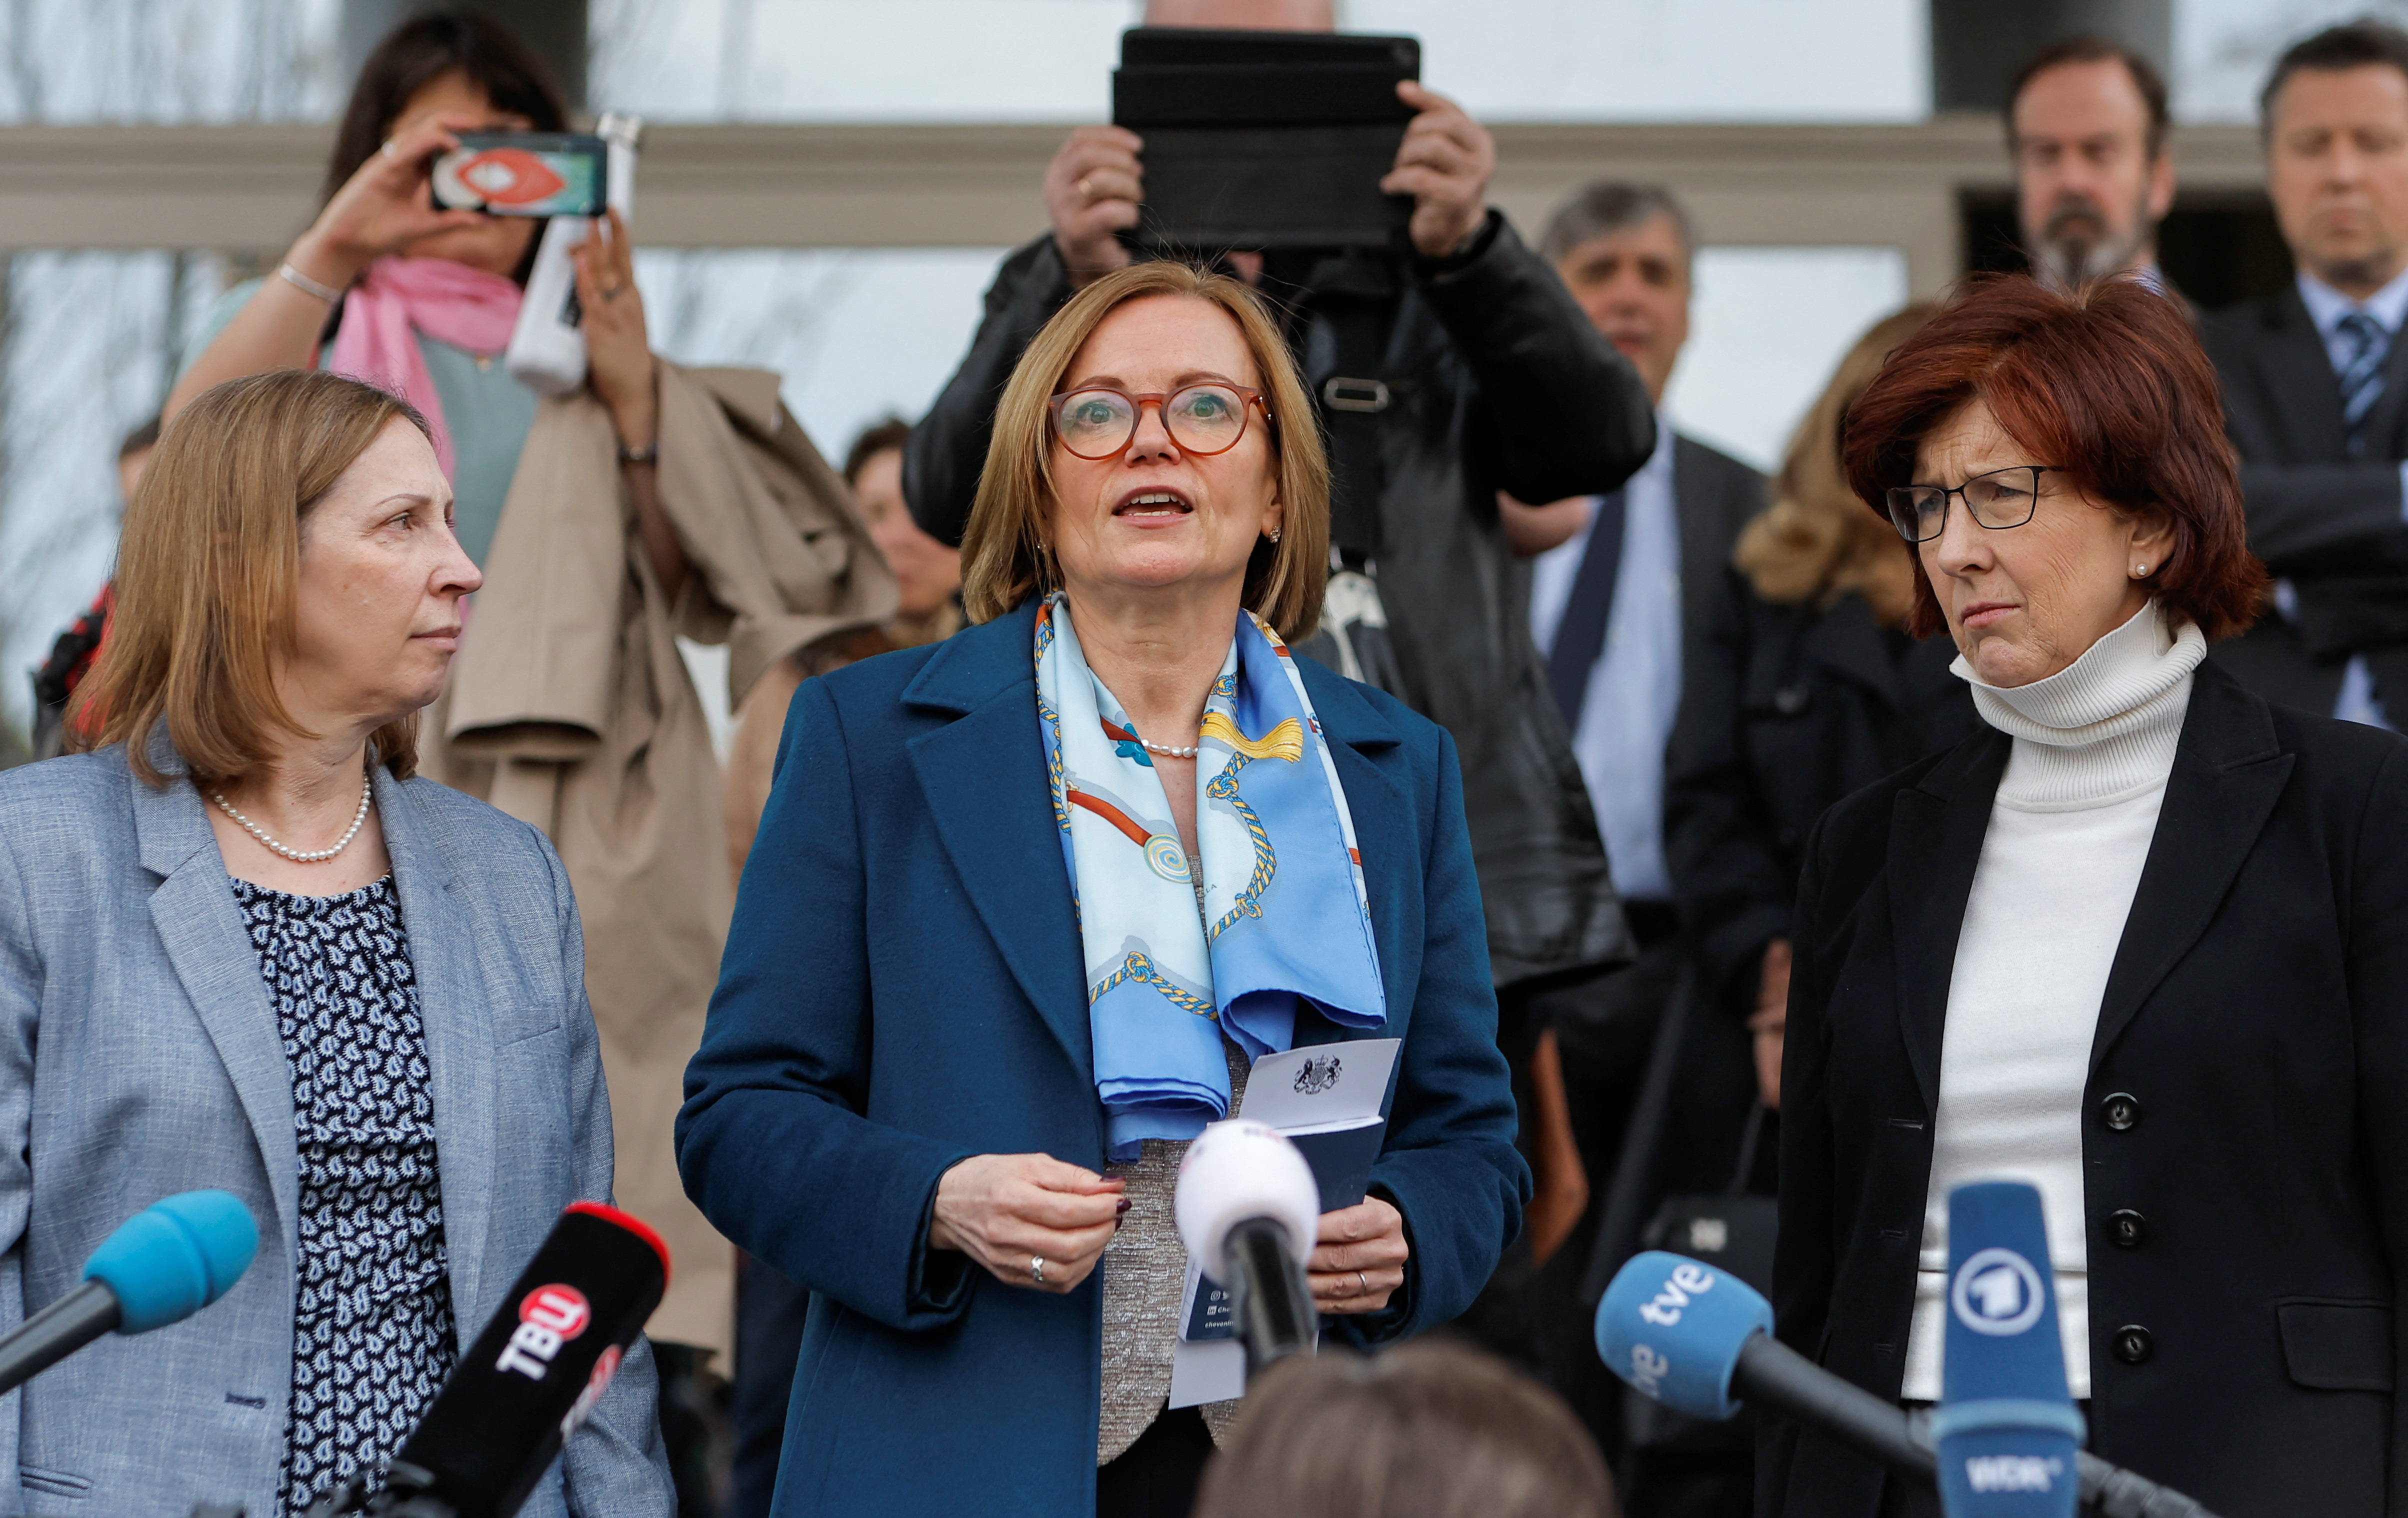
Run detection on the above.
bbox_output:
[2134,563,2150,576]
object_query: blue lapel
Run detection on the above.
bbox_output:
[376,772,500,1328]
[903,604,1093,1080]
[1295,659,1412,1017]
[134,736,302,1264]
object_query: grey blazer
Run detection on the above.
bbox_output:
[0,734,673,1518]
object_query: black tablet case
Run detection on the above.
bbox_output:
[1112,28,1420,251]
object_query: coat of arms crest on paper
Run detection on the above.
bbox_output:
[1292,1055,1343,1096]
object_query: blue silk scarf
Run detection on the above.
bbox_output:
[1036,594,1388,1160]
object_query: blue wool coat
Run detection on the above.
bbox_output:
[677,600,1530,1516]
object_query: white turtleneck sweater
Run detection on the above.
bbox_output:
[1899,602,2206,1402]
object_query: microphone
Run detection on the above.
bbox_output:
[0,1190,258,1396]
[1174,1118,1320,1374]
[1936,1182,2081,1516]
[314,1201,670,1518]
[1594,1252,2223,1518]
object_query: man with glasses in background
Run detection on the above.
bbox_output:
[2006,35,2178,293]
[2204,20,2408,724]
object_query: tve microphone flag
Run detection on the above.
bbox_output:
[378,1202,669,1518]
[1935,1182,2084,1518]
[1595,1250,1772,1422]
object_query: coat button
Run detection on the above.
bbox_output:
[2108,1208,2148,1248]
[2113,1324,2154,1364]
[2101,1092,2141,1131]
[1774,685,1810,715]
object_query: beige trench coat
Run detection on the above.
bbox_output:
[424,362,896,1354]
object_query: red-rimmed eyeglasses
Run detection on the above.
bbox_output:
[1048,383,1270,460]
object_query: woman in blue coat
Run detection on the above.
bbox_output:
[677,262,1530,1516]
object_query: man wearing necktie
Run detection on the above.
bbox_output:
[1496,185,1764,1378]
[2202,20,2408,725]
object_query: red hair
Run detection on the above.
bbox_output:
[1842,273,2264,640]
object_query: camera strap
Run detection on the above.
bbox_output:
[1304,252,1398,564]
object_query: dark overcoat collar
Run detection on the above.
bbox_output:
[132,728,502,1322]
[900,601,1412,1082]
[1882,660,2292,1112]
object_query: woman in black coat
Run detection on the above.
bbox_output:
[1666,306,1976,1110]
[1768,275,2408,1518]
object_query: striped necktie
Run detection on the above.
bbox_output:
[2338,310,2390,455]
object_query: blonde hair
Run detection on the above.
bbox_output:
[958,262,1330,640]
[1731,304,1934,626]
[70,370,431,787]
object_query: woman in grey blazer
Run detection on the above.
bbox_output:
[0,370,672,1516]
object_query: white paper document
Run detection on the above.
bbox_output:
[1166,1038,1401,1408]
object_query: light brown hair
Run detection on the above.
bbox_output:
[1192,1340,1618,1518]
[70,370,433,786]
[1732,305,1934,626]
[957,262,1329,640]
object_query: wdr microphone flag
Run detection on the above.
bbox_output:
[1936,1182,2084,1518]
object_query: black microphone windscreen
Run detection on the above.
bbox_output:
[386,1202,668,1518]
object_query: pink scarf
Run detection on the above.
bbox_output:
[328,256,523,478]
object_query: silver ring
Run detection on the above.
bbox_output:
[1356,1269,1368,1296]
[1030,1254,1046,1285]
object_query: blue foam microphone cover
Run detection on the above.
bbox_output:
[81,1190,259,1334]
[1934,1182,2084,1518]
[1594,1250,1774,1420]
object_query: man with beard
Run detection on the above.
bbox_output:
[2007,36,2176,291]
[2204,20,2408,724]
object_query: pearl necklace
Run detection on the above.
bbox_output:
[210,774,374,862]
[1139,739,1198,760]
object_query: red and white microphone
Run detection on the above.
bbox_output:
[318,1201,670,1518]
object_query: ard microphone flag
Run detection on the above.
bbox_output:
[380,1202,668,1518]
[1934,1182,2084,1518]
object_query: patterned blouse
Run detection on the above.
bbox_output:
[230,876,458,1516]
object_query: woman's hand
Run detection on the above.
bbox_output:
[1310,1195,1410,1315]
[571,208,657,450]
[929,1153,1126,1294]
[288,114,490,290]
[1750,938,1792,1110]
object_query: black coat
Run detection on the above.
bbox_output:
[2200,289,2408,716]
[1665,575,1976,1009]
[904,218,1658,986]
[1767,660,2408,1518]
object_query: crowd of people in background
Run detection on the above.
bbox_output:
[8,2,2408,1516]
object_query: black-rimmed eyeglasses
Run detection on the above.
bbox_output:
[1885,465,2060,543]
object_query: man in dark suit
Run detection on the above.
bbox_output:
[1480,185,1764,1462]
[2203,20,2408,724]
[2005,36,2176,290]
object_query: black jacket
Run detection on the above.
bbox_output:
[1766,661,2408,1518]
[2200,288,2408,716]
[904,217,1658,986]
[1665,575,1976,1010]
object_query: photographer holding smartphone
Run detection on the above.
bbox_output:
[910,0,1656,1015]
